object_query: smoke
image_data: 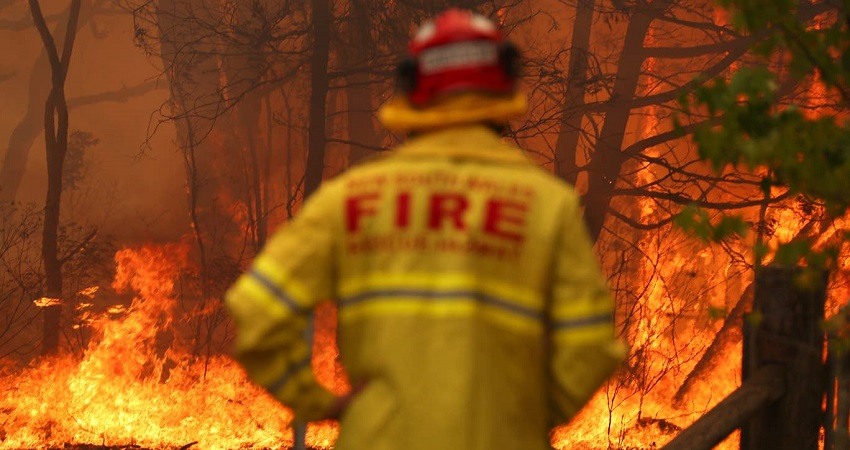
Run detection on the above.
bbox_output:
[0,2,188,242]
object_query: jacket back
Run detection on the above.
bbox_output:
[225,124,625,450]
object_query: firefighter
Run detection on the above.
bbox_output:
[225,8,627,450]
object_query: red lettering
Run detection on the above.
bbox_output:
[346,193,380,232]
[396,192,411,228]
[484,199,527,242]
[429,193,469,231]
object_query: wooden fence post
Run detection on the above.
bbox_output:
[741,265,828,450]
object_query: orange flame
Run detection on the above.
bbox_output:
[0,244,329,449]
[33,297,61,308]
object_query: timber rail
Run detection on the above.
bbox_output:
[662,365,785,450]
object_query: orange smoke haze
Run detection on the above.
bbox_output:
[0,2,186,242]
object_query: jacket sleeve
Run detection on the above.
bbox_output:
[547,189,628,425]
[225,185,339,421]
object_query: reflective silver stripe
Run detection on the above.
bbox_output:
[266,357,311,394]
[248,268,306,314]
[419,41,499,74]
[339,289,543,321]
[552,313,612,330]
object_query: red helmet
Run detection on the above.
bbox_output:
[398,9,519,106]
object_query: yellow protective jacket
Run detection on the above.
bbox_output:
[225,124,627,450]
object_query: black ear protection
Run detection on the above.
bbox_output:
[501,42,520,78]
[395,41,521,96]
[396,58,419,94]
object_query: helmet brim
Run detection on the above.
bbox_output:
[378,91,528,131]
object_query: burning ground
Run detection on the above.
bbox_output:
[6,215,846,449]
[0,244,343,449]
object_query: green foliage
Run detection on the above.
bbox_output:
[686,66,850,214]
[676,0,850,270]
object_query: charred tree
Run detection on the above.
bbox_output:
[553,0,594,185]
[343,0,383,166]
[304,0,331,199]
[224,2,277,252]
[28,0,82,356]
[581,0,672,243]
[238,88,269,251]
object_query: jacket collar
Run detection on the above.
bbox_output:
[391,125,531,165]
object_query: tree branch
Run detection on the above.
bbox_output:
[67,79,161,108]
[614,187,794,210]
[608,208,676,230]
[643,39,748,59]
[28,1,62,77]
[628,36,756,110]
[58,0,82,82]
[58,228,97,266]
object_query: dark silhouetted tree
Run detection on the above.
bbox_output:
[27,0,82,356]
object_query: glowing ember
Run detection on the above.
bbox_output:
[77,286,100,299]
[33,297,61,308]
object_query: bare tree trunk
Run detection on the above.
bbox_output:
[226,1,273,251]
[345,0,382,166]
[553,0,594,185]
[242,96,268,250]
[582,1,671,242]
[29,0,82,356]
[304,0,331,199]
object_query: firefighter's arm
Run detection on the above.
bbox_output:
[547,190,628,425]
[225,186,339,421]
